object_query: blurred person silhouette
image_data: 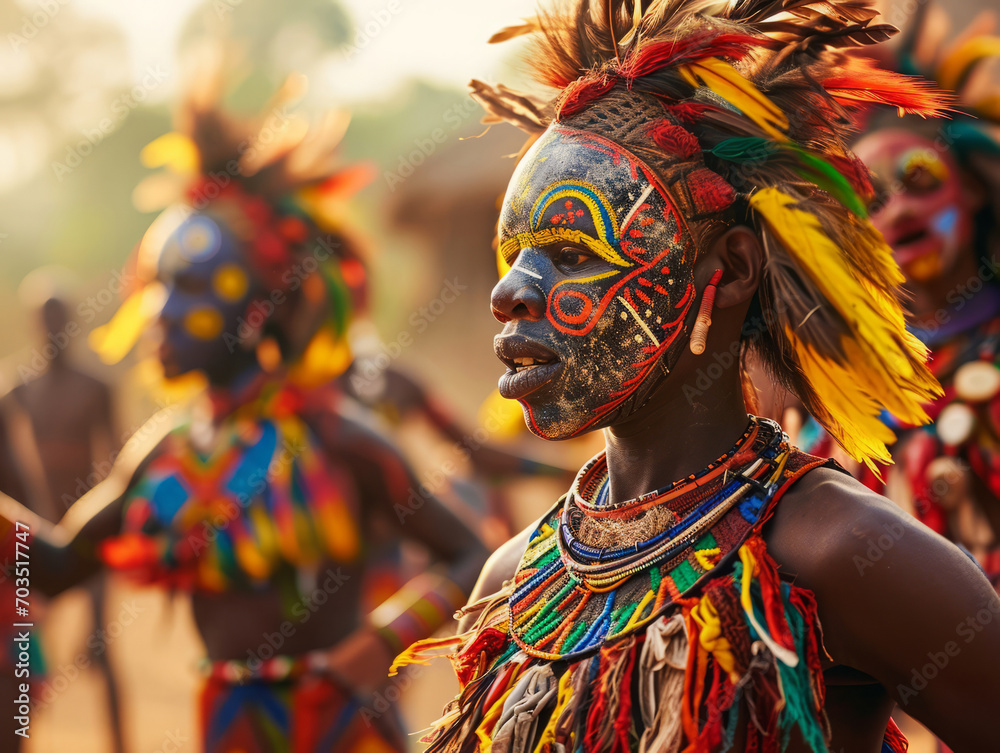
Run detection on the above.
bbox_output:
[0,276,125,753]
[784,7,1000,591]
[0,67,487,753]
[339,327,575,548]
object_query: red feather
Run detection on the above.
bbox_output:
[560,75,618,118]
[620,32,763,80]
[823,59,951,116]
[649,120,701,158]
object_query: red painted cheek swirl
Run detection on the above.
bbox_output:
[553,289,594,326]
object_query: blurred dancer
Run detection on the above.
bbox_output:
[0,291,124,753]
[394,0,1000,750]
[793,7,1000,583]
[0,73,487,753]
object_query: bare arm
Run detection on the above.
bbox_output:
[767,467,1000,752]
[305,413,491,691]
[0,410,173,596]
[326,415,490,598]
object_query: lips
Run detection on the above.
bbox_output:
[887,223,940,266]
[495,334,563,399]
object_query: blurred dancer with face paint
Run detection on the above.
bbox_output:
[794,7,1000,583]
[0,71,487,753]
[391,1,1000,751]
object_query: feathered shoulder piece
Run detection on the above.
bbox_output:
[473,0,950,471]
[92,64,373,381]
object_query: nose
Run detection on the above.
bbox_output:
[491,265,547,324]
[872,190,917,237]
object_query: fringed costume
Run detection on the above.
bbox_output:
[393,0,948,749]
[398,421,909,752]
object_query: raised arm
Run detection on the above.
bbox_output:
[768,468,1000,752]
[0,411,172,597]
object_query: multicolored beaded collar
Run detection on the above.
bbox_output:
[100,379,361,593]
[509,416,813,661]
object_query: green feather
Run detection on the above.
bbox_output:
[711,138,868,218]
[710,137,777,163]
[786,146,869,219]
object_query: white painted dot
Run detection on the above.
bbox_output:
[635,335,643,343]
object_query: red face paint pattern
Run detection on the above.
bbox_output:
[494,127,697,439]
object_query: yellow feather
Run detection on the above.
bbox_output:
[751,187,941,468]
[679,58,789,141]
[786,329,897,472]
[938,35,1000,92]
[140,132,199,173]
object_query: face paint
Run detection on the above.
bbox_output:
[154,213,259,378]
[213,264,250,303]
[492,126,696,440]
[853,129,974,284]
[183,306,225,340]
[898,148,949,193]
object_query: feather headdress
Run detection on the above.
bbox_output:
[91,65,373,385]
[473,0,949,471]
[893,4,1000,130]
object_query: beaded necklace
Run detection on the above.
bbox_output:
[507,416,791,661]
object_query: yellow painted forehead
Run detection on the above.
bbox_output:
[499,127,671,271]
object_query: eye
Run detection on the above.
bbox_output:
[172,270,210,295]
[554,246,594,268]
[899,149,948,195]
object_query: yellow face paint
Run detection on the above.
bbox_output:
[183,307,224,340]
[899,148,949,193]
[212,264,250,303]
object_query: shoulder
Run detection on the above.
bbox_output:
[764,465,915,577]
[305,406,392,458]
[764,464,962,589]
[482,525,533,592]
[764,464,995,663]
[71,368,110,394]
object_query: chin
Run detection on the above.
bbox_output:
[518,395,610,441]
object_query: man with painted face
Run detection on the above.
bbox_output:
[783,8,1000,590]
[0,81,488,753]
[843,8,1000,582]
[392,1,1000,751]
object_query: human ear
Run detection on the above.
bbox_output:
[697,226,763,309]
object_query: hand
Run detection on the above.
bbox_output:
[323,627,395,696]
